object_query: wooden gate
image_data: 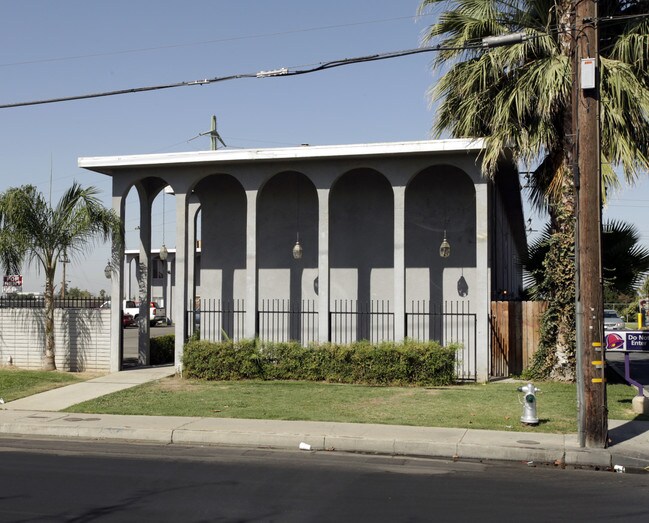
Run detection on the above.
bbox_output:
[489,301,546,378]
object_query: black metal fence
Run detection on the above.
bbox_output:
[185,298,477,380]
[329,299,394,344]
[0,296,106,309]
[406,300,477,381]
[257,299,318,345]
[187,299,246,342]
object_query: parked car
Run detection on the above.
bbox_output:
[147,301,168,326]
[102,300,167,326]
[604,309,625,330]
[122,311,135,328]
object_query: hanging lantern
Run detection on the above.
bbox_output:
[292,236,303,260]
[292,174,303,260]
[104,261,112,279]
[439,230,451,258]
[159,244,168,261]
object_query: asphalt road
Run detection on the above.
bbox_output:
[0,437,647,522]
[606,351,649,386]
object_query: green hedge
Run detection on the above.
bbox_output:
[182,339,458,386]
[150,335,175,366]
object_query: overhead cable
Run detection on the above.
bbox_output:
[1,35,553,110]
[0,44,484,110]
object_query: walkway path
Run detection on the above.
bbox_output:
[3,366,175,411]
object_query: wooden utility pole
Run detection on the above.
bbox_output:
[575,0,607,447]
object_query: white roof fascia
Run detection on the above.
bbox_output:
[78,138,486,173]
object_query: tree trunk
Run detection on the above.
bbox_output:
[530,159,577,381]
[539,2,578,381]
[549,184,577,381]
[43,267,57,371]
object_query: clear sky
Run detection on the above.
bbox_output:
[0,1,645,294]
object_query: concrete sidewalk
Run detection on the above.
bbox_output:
[2,366,176,411]
[1,367,648,471]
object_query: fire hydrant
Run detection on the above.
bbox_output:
[517,382,540,425]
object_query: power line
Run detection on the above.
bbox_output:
[597,12,649,24]
[0,44,484,110]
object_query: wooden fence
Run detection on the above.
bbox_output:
[490,301,546,378]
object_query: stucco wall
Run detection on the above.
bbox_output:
[86,140,525,380]
[0,309,111,372]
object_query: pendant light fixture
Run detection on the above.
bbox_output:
[293,174,303,259]
[292,233,303,260]
[439,230,451,258]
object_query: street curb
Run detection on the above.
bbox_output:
[0,411,645,471]
[0,422,598,467]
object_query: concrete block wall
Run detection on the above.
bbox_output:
[0,308,111,372]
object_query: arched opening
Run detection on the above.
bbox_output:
[405,164,476,341]
[257,171,318,343]
[330,168,393,342]
[119,176,175,366]
[193,174,247,340]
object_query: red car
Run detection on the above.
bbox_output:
[122,311,135,328]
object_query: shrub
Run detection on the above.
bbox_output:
[150,335,175,366]
[183,339,457,386]
[182,339,262,380]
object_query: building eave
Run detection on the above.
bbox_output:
[78,138,486,175]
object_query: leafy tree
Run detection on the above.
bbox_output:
[0,183,122,370]
[616,272,649,324]
[639,274,649,300]
[65,287,93,299]
[419,0,649,379]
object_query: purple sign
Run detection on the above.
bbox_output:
[605,331,649,351]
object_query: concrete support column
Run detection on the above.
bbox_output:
[475,183,490,382]
[317,187,330,343]
[173,191,189,369]
[187,196,201,315]
[245,189,258,339]
[137,193,152,366]
[110,191,125,373]
[393,186,406,341]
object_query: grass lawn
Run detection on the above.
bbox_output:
[0,368,87,402]
[65,378,648,434]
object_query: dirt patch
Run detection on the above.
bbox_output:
[154,376,236,393]
[358,389,423,407]
[155,376,200,392]
[422,388,442,395]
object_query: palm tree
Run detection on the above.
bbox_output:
[523,220,649,298]
[419,0,649,379]
[0,184,122,370]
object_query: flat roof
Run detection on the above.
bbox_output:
[79,138,486,175]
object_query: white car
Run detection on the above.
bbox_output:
[603,309,625,330]
[101,300,167,326]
